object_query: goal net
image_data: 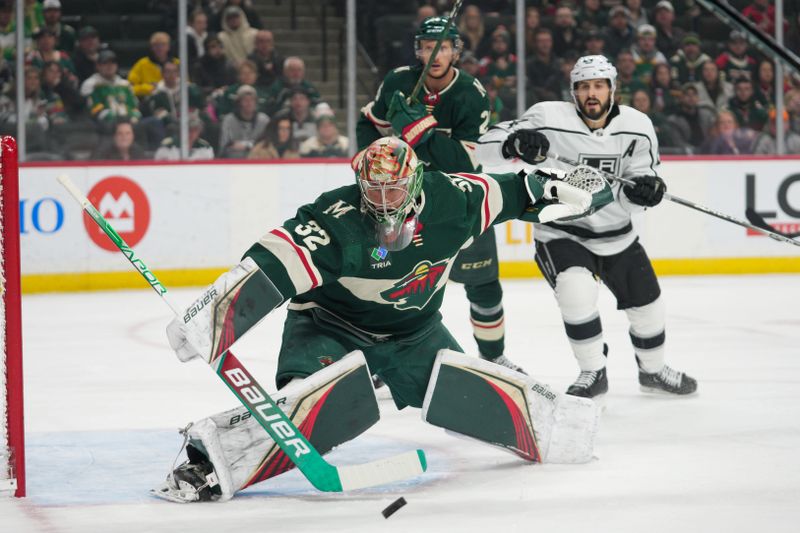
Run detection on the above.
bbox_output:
[0,136,23,497]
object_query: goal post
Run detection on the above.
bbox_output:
[0,136,24,498]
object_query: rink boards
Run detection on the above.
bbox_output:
[18,157,800,292]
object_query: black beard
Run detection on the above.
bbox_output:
[580,98,611,120]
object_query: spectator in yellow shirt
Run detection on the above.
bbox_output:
[128,31,179,98]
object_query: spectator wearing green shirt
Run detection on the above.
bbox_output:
[82,50,141,128]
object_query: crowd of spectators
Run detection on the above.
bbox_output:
[370,0,800,155]
[2,0,800,159]
[0,0,349,161]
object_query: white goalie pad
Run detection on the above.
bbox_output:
[164,351,378,501]
[422,350,600,464]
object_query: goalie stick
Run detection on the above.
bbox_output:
[57,175,427,493]
[548,152,800,248]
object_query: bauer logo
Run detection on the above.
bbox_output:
[84,176,150,252]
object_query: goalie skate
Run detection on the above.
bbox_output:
[152,444,222,503]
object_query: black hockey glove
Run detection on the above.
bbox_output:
[623,175,666,207]
[501,129,550,164]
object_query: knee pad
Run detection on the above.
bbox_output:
[422,350,599,464]
[553,267,599,323]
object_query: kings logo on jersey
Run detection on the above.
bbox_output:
[381,259,448,310]
[579,154,620,174]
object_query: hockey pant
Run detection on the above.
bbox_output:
[170,351,379,501]
[535,238,666,373]
[449,228,505,359]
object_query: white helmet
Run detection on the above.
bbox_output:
[570,55,618,105]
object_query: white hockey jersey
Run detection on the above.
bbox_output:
[477,101,661,256]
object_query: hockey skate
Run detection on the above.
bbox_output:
[152,444,222,503]
[566,344,608,398]
[638,362,697,395]
[481,354,528,375]
[566,367,608,398]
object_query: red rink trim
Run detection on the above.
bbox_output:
[453,172,492,232]
[270,228,320,290]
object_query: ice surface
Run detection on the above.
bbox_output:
[3,275,799,532]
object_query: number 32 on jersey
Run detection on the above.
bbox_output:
[294,220,330,251]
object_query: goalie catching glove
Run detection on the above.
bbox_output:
[521,166,613,223]
[166,257,284,363]
[386,91,438,147]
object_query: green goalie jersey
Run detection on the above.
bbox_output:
[243,170,527,337]
[356,65,490,172]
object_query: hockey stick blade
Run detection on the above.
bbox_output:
[57,174,427,493]
[547,153,800,248]
[745,208,800,240]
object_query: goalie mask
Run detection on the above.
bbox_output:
[570,55,618,122]
[356,137,423,251]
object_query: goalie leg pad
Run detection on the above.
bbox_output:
[155,351,380,502]
[422,350,599,464]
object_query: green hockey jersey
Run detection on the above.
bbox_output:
[357,65,490,173]
[244,170,528,337]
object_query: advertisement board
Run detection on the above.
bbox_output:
[19,158,800,292]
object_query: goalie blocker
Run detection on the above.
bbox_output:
[155,349,599,503]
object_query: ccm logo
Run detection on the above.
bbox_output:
[183,288,218,323]
[461,259,493,270]
[224,367,310,458]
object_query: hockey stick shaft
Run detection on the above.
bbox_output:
[408,0,464,104]
[57,175,426,492]
[547,152,800,248]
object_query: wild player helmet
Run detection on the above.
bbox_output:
[570,55,618,119]
[356,137,424,251]
[414,16,463,53]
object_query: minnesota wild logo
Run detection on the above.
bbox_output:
[381,259,448,310]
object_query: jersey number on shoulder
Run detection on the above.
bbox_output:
[447,175,474,192]
[294,220,330,251]
[479,110,490,134]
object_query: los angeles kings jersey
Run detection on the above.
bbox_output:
[477,101,661,256]
[243,171,528,337]
[356,65,490,172]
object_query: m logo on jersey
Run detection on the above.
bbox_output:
[381,259,448,310]
[323,199,356,219]
[579,155,619,174]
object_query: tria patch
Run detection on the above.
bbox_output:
[370,246,388,261]
[318,356,335,367]
[380,259,448,310]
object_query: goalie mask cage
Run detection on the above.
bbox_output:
[0,136,23,497]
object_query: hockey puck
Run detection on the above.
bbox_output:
[382,497,407,518]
